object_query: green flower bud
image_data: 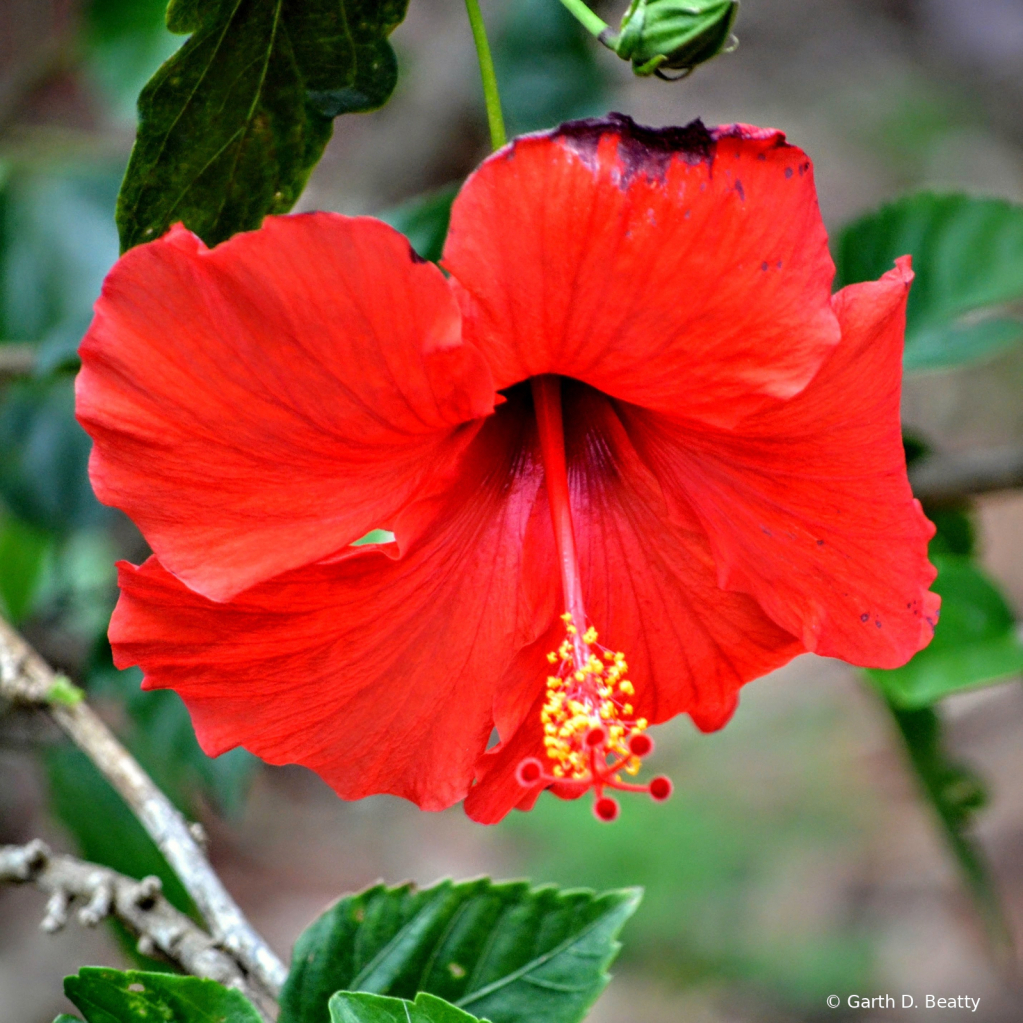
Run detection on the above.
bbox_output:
[609,0,739,79]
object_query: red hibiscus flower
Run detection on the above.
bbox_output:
[76,115,938,824]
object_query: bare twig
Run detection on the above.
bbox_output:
[910,444,1023,505]
[0,617,287,1000]
[0,841,259,995]
[0,343,35,379]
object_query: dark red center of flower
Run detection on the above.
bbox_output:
[515,376,673,821]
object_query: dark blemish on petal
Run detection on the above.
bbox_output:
[761,526,772,536]
[776,260,783,269]
[684,209,691,219]
[816,539,825,546]
[734,179,745,201]
[860,613,870,622]
[761,261,769,271]
[757,152,766,161]
[875,620,882,629]
[785,167,793,179]
[549,112,715,186]
[408,244,427,264]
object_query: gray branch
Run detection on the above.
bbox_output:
[909,444,1023,505]
[0,840,273,1007]
[0,616,287,1001]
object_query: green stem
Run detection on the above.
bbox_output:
[555,0,610,38]
[463,0,507,151]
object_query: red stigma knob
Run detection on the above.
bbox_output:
[516,758,544,787]
[628,732,653,757]
[593,795,620,822]
[648,775,672,801]
[584,725,608,748]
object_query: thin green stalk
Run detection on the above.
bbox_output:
[555,0,610,38]
[463,0,506,151]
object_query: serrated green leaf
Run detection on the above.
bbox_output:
[882,702,1012,963]
[379,185,458,264]
[117,0,408,251]
[868,555,1023,707]
[835,192,1023,370]
[330,992,482,1023]
[64,967,261,1023]
[280,879,641,1023]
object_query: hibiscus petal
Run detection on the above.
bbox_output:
[624,258,938,668]
[77,214,495,601]
[108,403,553,811]
[443,114,840,427]
[465,382,802,824]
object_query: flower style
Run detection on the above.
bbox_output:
[76,114,938,824]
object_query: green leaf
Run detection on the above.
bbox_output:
[64,967,262,1023]
[0,512,51,623]
[868,555,1023,707]
[882,702,1012,963]
[280,879,641,1023]
[117,0,409,251]
[835,192,1023,370]
[53,1016,82,1023]
[330,992,481,1023]
[379,185,458,264]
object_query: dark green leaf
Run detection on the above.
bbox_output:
[64,967,261,1023]
[0,512,51,622]
[927,505,975,557]
[330,992,481,1023]
[882,701,1012,963]
[835,193,1023,370]
[379,185,458,264]
[117,0,409,251]
[280,878,641,1023]
[868,555,1023,707]
[53,1016,83,1023]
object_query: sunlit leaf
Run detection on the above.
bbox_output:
[835,193,1023,370]
[64,968,261,1023]
[280,878,641,1023]
[117,0,409,251]
[330,992,481,1023]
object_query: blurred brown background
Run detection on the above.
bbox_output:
[2,0,1023,1020]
